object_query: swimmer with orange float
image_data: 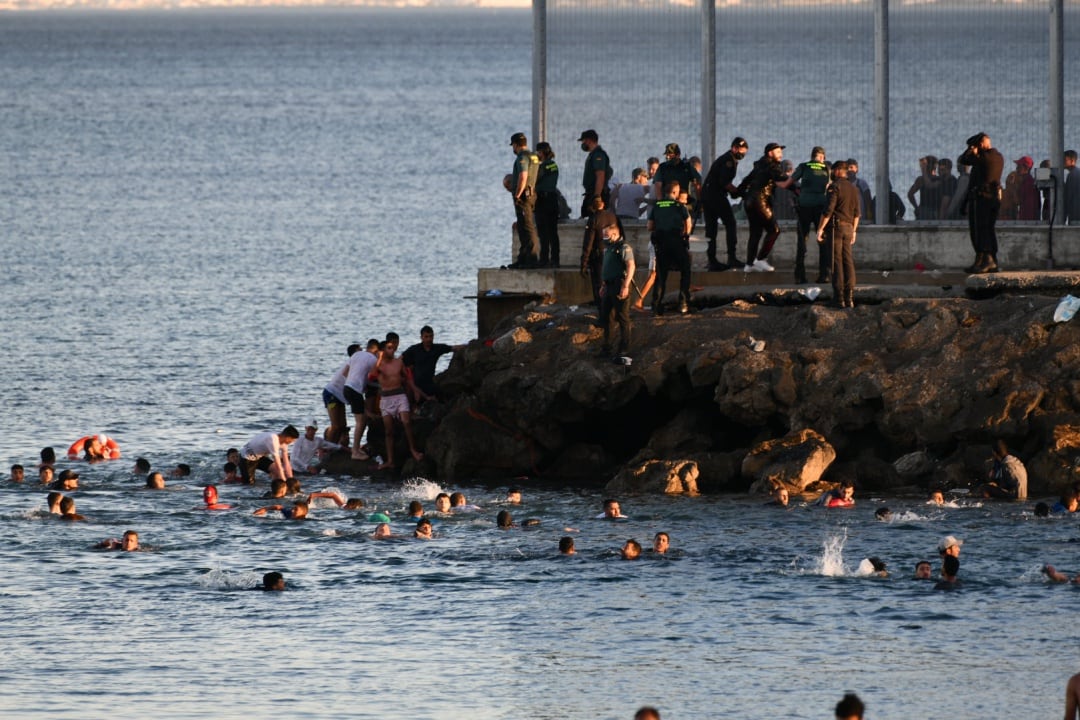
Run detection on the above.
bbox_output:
[68,434,121,461]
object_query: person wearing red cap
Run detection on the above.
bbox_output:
[1009,156,1040,221]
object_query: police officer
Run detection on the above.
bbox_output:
[509,132,540,269]
[578,129,611,219]
[652,143,702,220]
[534,141,560,267]
[743,142,795,272]
[817,160,861,309]
[959,132,1004,273]
[701,137,749,271]
[790,146,831,284]
[647,181,693,315]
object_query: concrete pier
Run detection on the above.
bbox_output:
[475,220,1080,335]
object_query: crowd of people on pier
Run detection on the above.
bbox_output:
[504,128,1080,322]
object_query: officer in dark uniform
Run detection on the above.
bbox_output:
[534,141,561,267]
[509,132,540,269]
[701,136,749,271]
[743,142,795,272]
[959,132,1004,273]
[791,146,831,284]
[647,181,693,315]
[652,143,702,221]
[578,129,611,219]
[581,197,623,307]
[817,160,861,309]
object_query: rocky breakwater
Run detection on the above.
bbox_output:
[421,295,1080,499]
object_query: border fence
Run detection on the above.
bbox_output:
[532,0,1077,223]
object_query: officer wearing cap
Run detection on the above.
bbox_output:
[508,132,540,269]
[959,131,1004,273]
[647,180,693,315]
[701,136,749,271]
[743,142,795,272]
[652,143,702,218]
[817,160,861,309]
[534,141,560,267]
[578,129,611,219]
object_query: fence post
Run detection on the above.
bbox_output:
[532,0,547,144]
[874,0,890,225]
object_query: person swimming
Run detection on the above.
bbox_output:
[621,539,642,560]
[261,572,285,591]
[201,485,233,511]
[98,530,139,551]
[414,517,433,539]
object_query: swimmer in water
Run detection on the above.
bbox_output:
[146,472,166,490]
[414,517,433,539]
[652,532,670,555]
[497,510,515,528]
[10,464,24,483]
[635,708,661,720]
[1065,671,1080,720]
[98,530,139,551]
[171,463,191,478]
[506,487,522,505]
[874,507,892,521]
[39,446,56,470]
[221,462,243,484]
[450,491,481,512]
[263,479,287,499]
[834,693,864,720]
[47,491,64,514]
[262,572,285,591]
[559,536,576,555]
[820,480,855,508]
[766,486,790,507]
[928,488,945,505]
[201,485,233,510]
[307,491,364,510]
[1042,564,1080,584]
[52,469,79,491]
[406,500,424,519]
[58,496,85,522]
[1052,491,1079,514]
[133,458,151,475]
[39,466,54,485]
[621,539,642,560]
[599,498,627,520]
[433,493,451,514]
[914,560,933,580]
[253,500,308,519]
[934,555,961,589]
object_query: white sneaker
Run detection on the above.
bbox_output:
[752,258,775,272]
[743,264,754,272]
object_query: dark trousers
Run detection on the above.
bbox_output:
[968,195,1000,257]
[652,233,691,310]
[745,202,780,262]
[514,193,539,265]
[600,280,631,353]
[585,248,603,307]
[703,198,739,263]
[831,222,856,301]
[535,192,561,266]
[796,204,826,279]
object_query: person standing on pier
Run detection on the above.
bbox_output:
[701,136,748,271]
[598,222,634,359]
[534,141,561,267]
[647,181,692,315]
[508,132,540,269]
[742,142,794,273]
[791,145,831,284]
[959,132,1004,273]
[578,129,611,218]
[817,161,860,309]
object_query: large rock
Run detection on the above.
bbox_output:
[606,458,700,496]
[743,428,836,495]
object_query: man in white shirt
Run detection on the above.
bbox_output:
[239,425,299,483]
[290,421,343,475]
[341,338,381,460]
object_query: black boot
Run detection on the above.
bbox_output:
[973,253,996,274]
[965,253,984,274]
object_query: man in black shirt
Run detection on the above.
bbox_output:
[817,161,861,309]
[402,326,464,404]
[701,136,749,270]
[959,132,1004,273]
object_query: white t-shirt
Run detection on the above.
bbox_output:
[291,435,340,469]
[345,351,378,393]
[242,431,281,461]
[324,361,349,403]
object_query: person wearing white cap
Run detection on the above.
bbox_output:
[938,535,963,560]
[290,421,343,475]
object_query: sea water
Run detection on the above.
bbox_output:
[2,10,1080,719]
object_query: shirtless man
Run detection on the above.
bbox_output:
[58,496,85,521]
[47,491,64,514]
[376,332,424,469]
[1065,671,1080,719]
[99,530,139,551]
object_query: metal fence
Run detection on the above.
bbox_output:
[535,0,1078,222]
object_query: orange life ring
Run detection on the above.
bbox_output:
[67,435,121,460]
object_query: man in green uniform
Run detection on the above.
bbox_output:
[578,129,611,218]
[652,143,702,220]
[534,141,561,267]
[647,181,693,315]
[791,146,830,284]
[598,223,635,359]
[508,132,540,269]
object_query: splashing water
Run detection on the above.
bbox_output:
[397,478,445,500]
[815,531,848,577]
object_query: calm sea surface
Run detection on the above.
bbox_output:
[2,9,1079,719]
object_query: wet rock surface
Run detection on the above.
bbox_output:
[422,295,1080,497]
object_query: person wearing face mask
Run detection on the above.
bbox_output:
[577,129,611,219]
[701,137,749,271]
